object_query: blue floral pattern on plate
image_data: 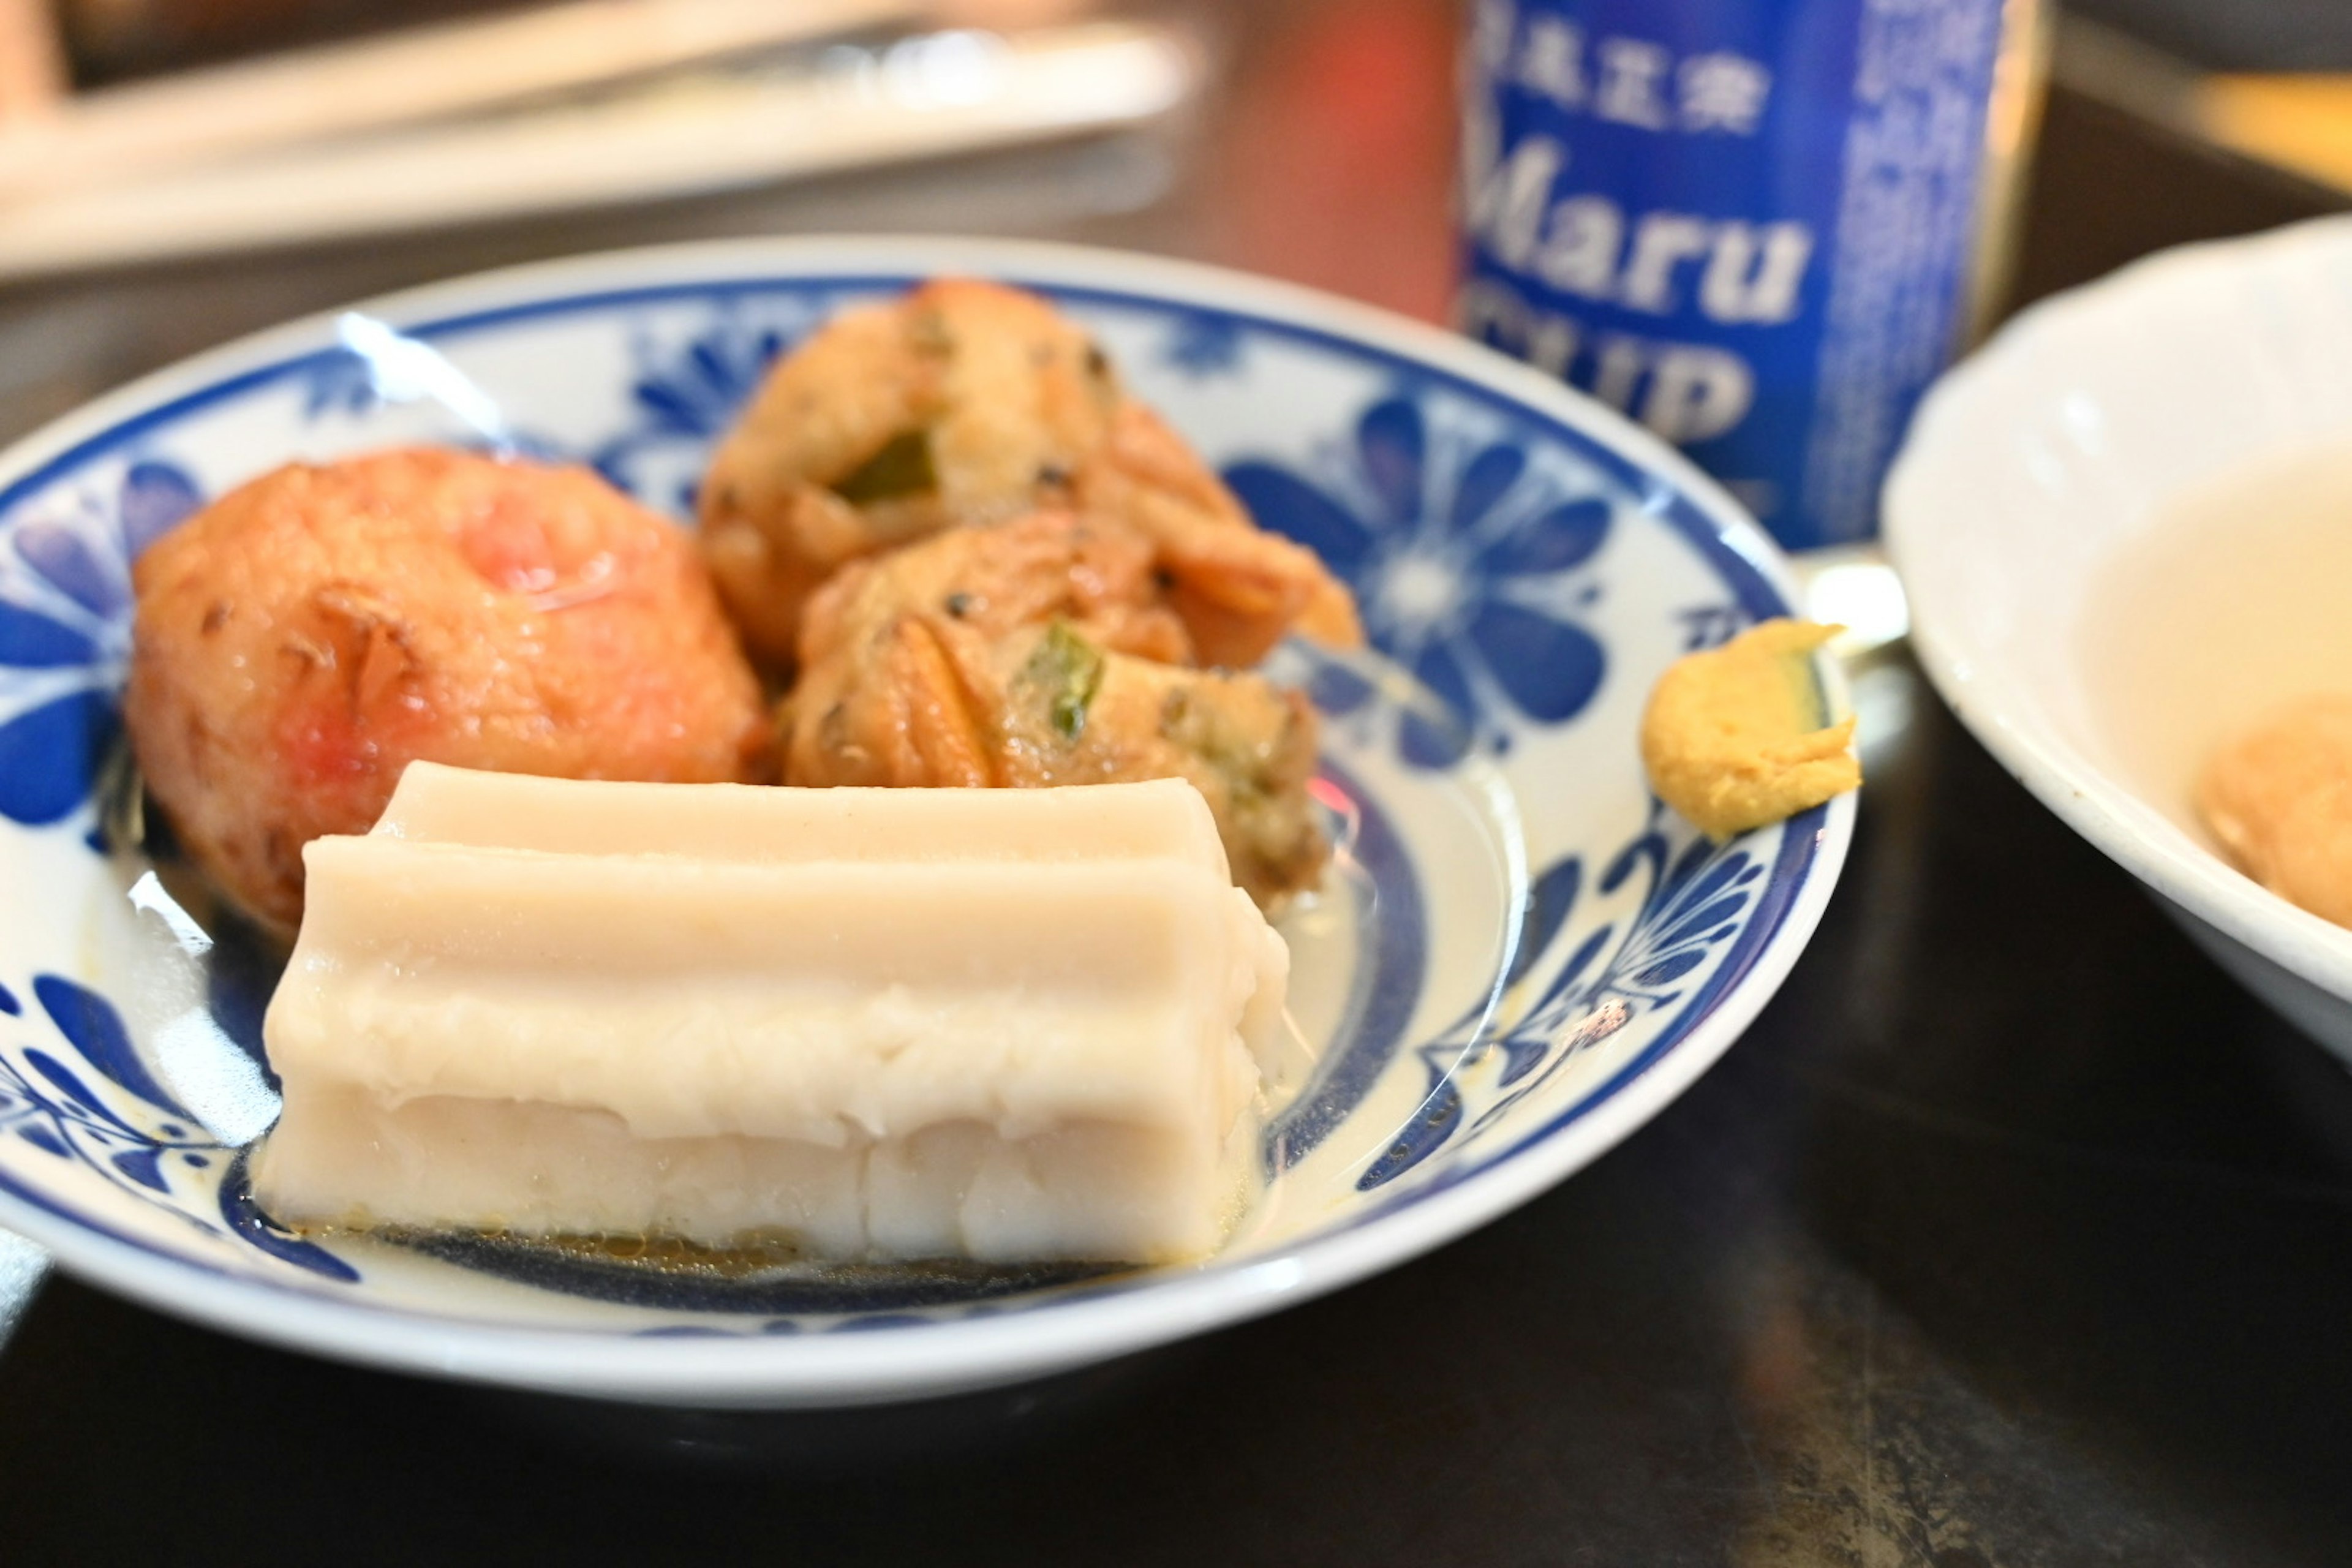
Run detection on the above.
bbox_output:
[0,251,1847,1392]
[1359,809,1762,1189]
[1158,309,1248,378]
[590,304,803,514]
[1227,396,1612,768]
[0,461,198,829]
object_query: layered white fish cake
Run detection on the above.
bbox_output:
[252,764,1293,1264]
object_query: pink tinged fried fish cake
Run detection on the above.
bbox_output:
[126,447,771,937]
[2198,692,2352,929]
[697,276,1362,668]
[783,514,1329,908]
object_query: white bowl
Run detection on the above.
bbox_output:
[1887,215,2352,1065]
[0,236,1852,1406]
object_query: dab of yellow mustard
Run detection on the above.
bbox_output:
[1640,619,1860,838]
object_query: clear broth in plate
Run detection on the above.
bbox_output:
[2078,444,2352,843]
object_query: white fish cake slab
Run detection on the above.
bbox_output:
[258,770,1287,1265]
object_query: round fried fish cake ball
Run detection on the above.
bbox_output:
[126,447,771,937]
[794,508,1196,674]
[782,514,1329,909]
[699,277,1360,668]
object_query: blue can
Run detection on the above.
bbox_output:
[1457,0,2037,549]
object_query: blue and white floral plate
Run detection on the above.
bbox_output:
[0,238,1852,1407]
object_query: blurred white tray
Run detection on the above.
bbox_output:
[0,15,1193,279]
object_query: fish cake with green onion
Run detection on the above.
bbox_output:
[698,277,1361,670]
[782,510,1328,909]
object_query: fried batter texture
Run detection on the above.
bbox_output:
[126,448,771,936]
[699,277,1362,668]
[784,511,1328,907]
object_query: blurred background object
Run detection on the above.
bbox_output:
[0,19,1196,279]
[0,0,2326,415]
[1455,0,2049,553]
[11,1,933,199]
[59,0,533,83]
[0,0,2333,296]
[0,1,1190,280]
[2056,10,2352,202]
[0,0,65,118]
[0,0,2325,445]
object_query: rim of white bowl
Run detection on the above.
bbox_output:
[1887,216,2352,1016]
[0,235,1855,1406]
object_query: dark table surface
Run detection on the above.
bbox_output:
[4,4,2352,1564]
